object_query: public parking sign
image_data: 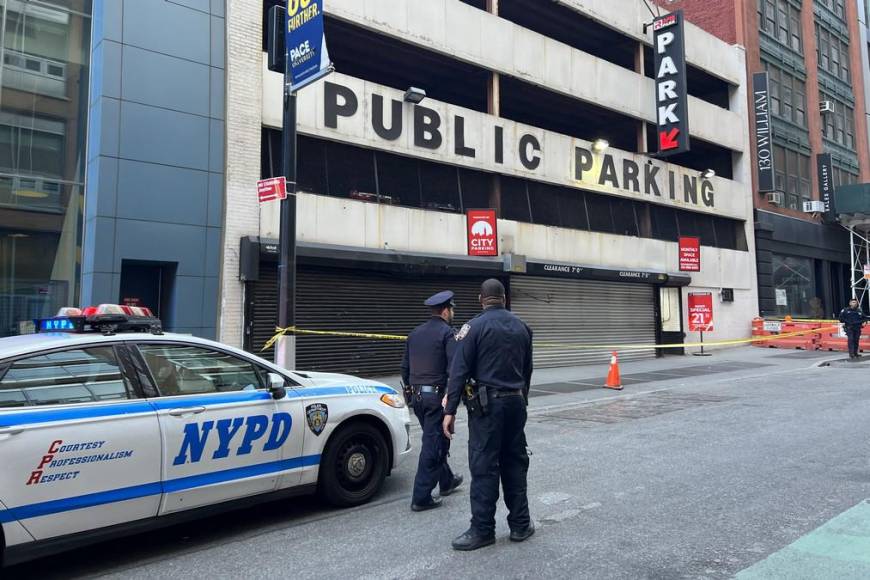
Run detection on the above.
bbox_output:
[258,177,287,203]
[653,10,689,156]
[688,292,713,332]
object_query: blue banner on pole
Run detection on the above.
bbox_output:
[285,0,333,91]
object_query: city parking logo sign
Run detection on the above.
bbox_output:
[467,209,498,257]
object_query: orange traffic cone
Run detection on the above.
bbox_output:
[604,351,623,390]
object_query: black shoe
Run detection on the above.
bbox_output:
[440,475,464,496]
[411,497,442,512]
[451,529,495,551]
[510,523,536,542]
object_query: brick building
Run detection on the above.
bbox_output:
[660,0,870,317]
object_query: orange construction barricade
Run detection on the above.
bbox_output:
[818,324,870,353]
[762,320,822,350]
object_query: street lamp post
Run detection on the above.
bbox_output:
[275,83,297,370]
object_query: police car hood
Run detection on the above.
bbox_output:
[292,370,389,389]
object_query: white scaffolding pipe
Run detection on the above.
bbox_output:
[843,223,870,309]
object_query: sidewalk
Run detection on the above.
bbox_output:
[373,346,853,406]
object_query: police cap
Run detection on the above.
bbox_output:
[424,290,455,308]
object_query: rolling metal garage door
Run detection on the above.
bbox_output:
[509,276,656,368]
[246,265,491,377]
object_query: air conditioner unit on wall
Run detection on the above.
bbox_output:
[766,191,784,205]
[820,100,834,113]
[803,200,826,213]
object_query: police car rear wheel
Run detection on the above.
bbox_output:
[319,423,388,507]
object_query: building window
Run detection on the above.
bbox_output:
[0,1,91,337]
[833,165,858,187]
[815,24,851,83]
[764,63,807,127]
[772,145,811,209]
[817,0,846,19]
[759,0,802,52]
[820,95,856,149]
[772,254,817,317]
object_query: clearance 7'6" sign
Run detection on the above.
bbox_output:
[653,10,690,156]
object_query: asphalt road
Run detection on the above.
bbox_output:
[6,351,870,579]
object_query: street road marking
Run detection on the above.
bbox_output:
[539,492,574,505]
[736,499,870,580]
[539,508,582,525]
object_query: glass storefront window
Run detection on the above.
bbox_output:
[772,254,818,318]
[0,0,91,335]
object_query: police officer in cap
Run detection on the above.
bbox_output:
[838,298,869,359]
[443,278,534,550]
[401,290,464,512]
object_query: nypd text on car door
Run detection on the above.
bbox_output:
[135,343,306,514]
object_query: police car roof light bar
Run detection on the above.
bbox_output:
[35,303,163,336]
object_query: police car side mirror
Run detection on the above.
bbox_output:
[267,372,287,400]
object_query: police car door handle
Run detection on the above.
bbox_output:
[0,426,23,436]
[167,406,206,417]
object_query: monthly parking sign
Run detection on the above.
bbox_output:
[286,0,333,91]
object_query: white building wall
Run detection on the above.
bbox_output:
[262,69,749,220]
[221,0,265,348]
[260,193,758,345]
[324,0,747,152]
[224,0,759,349]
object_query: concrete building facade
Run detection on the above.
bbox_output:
[225,0,757,375]
[81,0,758,376]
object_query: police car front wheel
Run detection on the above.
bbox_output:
[318,423,389,507]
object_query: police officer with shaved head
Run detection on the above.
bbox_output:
[401,290,463,512]
[443,278,534,551]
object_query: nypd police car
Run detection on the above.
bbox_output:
[0,305,411,566]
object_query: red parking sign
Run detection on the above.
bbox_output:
[679,236,700,272]
[687,292,713,332]
[257,177,287,203]
[467,209,498,257]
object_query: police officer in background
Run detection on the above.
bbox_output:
[838,298,868,360]
[401,290,464,512]
[443,279,534,551]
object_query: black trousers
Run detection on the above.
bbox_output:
[846,326,862,356]
[412,392,455,504]
[467,394,531,537]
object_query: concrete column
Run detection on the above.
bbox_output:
[636,42,647,153]
[487,0,502,215]
[801,0,824,209]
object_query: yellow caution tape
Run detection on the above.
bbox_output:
[263,324,841,353]
[763,318,839,324]
[262,326,406,351]
[534,325,840,350]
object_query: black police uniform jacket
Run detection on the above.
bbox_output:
[839,307,868,329]
[445,305,533,416]
[401,316,457,387]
